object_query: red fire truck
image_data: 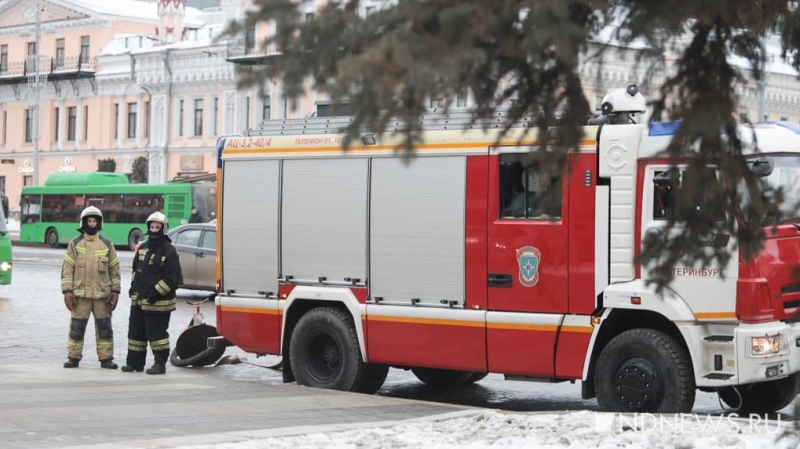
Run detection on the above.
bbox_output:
[210,85,800,414]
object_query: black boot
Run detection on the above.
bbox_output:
[63,358,80,368]
[121,365,144,372]
[146,363,166,375]
[100,359,118,369]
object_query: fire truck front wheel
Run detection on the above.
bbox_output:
[289,307,378,393]
[594,328,695,413]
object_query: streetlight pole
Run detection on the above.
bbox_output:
[32,0,41,186]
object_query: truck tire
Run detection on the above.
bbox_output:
[411,368,473,387]
[289,307,367,392]
[46,228,59,248]
[718,375,798,415]
[465,372,489,384]
[356,363,390,394]
[594,328,695,413]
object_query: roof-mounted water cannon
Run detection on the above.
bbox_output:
[587,84,647,125]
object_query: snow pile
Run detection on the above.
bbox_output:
[178,410,798,449]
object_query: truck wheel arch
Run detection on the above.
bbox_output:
[582,308,694,400]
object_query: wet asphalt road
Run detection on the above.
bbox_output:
[0,245,794,418]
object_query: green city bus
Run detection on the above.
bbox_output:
[0,191,13,284]
[20,172,216,250]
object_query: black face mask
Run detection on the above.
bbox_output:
[147,231,164,245]
[82,226,99,236]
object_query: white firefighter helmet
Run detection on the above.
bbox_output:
[522,169,543,193]
[146,211,168,230]
[79,206,103,222]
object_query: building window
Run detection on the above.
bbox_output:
[27,42,36,57]
[365,6,375,17]
[456,90,467,108]
[83,105,88,141]
[0,45,7,72]
[80,36,90,64]
[305,12,315,22]
[739,111,748,123]
[429,94,443,109]
[25,108,32,142]
[144,101,150,138]
[2,111,6,144]
[246,96,251,129]
[114,103,120,139]
[193,98,203,136]
[55,38,65,69]
[245,26,256,53]
[262,95,271,120]
[23,175,32,187]
[67,106,76,141]
[127,103,137,138]
[53,107,59,141]
[213,97,218,136]
[178,99,184,136]
[781,116,789,122]
[595,95,604,111]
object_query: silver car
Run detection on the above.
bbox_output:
[168,222,216,292]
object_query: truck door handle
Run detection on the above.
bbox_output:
[488,273,512,288]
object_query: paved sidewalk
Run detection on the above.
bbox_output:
[0,362,474,448]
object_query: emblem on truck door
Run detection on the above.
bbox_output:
[516,246,541,287]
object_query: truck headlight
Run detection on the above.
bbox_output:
[0,261,11,271]
[750,335,786,357]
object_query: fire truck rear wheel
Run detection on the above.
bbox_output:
[465,372,489,384]
[411,368,474,387]
[289,307,367,392]
[717,374,798,415]
[594,328,695,413]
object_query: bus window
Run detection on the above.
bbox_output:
[102,194,123,223]
[21,194,41,223]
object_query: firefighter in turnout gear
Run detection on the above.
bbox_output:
[61,206,122,369]
[121,211,183,375]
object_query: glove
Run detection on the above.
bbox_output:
[64,292,76,311]
[147,291,160,304]
[107,292,119,311]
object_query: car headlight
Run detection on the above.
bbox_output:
[0,261,11,271]
[750,334,786,357]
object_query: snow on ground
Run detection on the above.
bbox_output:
[178,409,800,449]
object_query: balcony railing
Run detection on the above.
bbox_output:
[0,54,97,78]
[226,38,278,65]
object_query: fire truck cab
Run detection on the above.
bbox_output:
[212,85,800,414]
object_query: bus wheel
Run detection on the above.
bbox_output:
[718,375,798,415]
[411,368,473,387]
[128,229,143,251]
[594,328,695,413]
[289,307,366,392]
[45,228,59,248]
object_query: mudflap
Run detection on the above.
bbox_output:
[170,324,227,367]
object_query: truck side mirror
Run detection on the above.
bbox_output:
[653,171,679,186]
[749,158,773,177]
